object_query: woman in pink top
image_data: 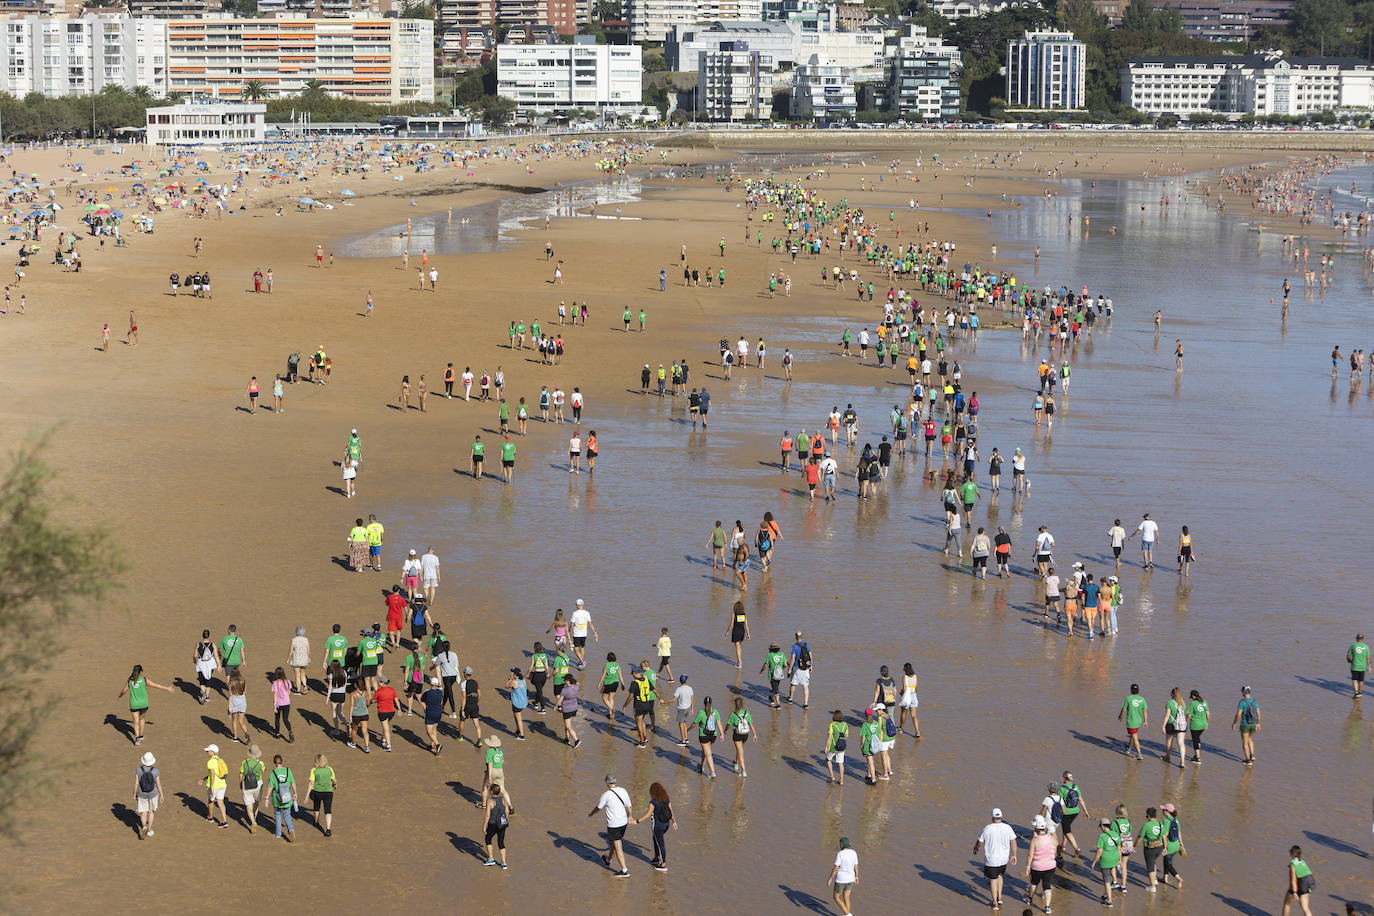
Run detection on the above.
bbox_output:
[271,667,294,742]
[1025,814,1058,913]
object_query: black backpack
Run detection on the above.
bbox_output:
[242,760,261,790]
[796,643,812,670]
[1064,784,1081,810]
[137,766,157,795]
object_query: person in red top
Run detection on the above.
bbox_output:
[804,460,820,501]
[369,675,399,752]
[385,587,408,650]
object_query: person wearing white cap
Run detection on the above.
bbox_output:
[569,599,596,670]
[204,744,229,829]
[588,773,632,877]
[133,751,163,839]
[401,549,421,601]
[1023,814,1057,912]
[973,807,1017,910]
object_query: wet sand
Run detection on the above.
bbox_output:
[4,138,1374,915]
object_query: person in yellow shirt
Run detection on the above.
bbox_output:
[656,628,673,681]
[204,743,229,829]
[366,514,385,572]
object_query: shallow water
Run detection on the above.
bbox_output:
[373,166,1374,913]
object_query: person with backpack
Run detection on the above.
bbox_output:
[727,697,753,778]
[1231,685,1261,765]
[1162,687,1187,768]
[760,643,787,709]
[1280,844,1316,916]
[824,709,849,785]
[133,751,163,839]
[239,744,265,834]
[268,754,297,842]
[408,594,429,645]
[203,744,229,829]
[787,631,812,709]
[875,704,897,780]
[430,640,460,717]
[1056,770,1090,861]
[1159,802,1185,888]
[859,708,881,785]
[691,696,720,778]
[193,629,217,705]
[1109,804,1134,893]
[631,782,675,872]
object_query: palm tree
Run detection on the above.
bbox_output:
[241,79,267,102]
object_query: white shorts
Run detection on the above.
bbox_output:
[242,786,262,806]
[827,751,844,763]
[423,577,438,588]
[136,797,159,813]
[208,786,226,802]
[899,693,919,709]
[791,669,811,687]
[880,739,896,753]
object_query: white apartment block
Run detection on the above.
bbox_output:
[625,0,761,43]
[1006,29,1085,109]
[496,43,642,114]
[0,14,166,97]
[791,55,854,119]
[697,48,771,120]
[927,0,1031,17]
[668,20,889,77]
[145,100,266,146]
[166,17,433,103]
[1122,51,1374,117]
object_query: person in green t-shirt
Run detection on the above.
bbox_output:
[1231,686,1261,765]
[690,698,720,778]
[527,643,550,712]
[824,710,848,785]
[1160,803,1184,887]
[323,625,348,675]
[1348,633,1369,697]
[498,400,510,432]
[500,434,516,484]
[1162,686,1187,768]
[1056,770,1089,860]
[759,643,787,709]
[1118,684,1148,759]
[471,435,485,479]
[217,625,245,676]
[599,652,624,723]
[118,664,173,746]
[1185,689,1209,763]
[706,521,727,569]
[308,754,336,836]
[1282,844,1314,916]
[859,710,880,785]
[1090,818,1121,906]
[1136,807,1165,892]
[726,697,752,777]
[268,754,297,841]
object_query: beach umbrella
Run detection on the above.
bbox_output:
[48,203,62,211]
[105,186,117,192]
[299,197,315,205]
[340,189,355,197]
[84,205,98,211]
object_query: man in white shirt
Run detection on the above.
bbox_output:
[1130,513,1160,569]
[1107,519,1126,572]
[973,808,1018,910]
[827,836,859,916]
[736,337,748,365]
[420,547,441,603]
[666,675,694,746]
[588,773,632,877]
[1034,526,1055,577]
[569,599,597,670]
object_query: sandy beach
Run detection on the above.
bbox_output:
[4,132,1374,915]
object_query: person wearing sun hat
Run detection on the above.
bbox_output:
[481,734,505,807]
[239,744,266,834]
[133,751,163,839]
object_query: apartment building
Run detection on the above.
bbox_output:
[126,0,217,18]
[0,13,166,97]
[886,45,957,120]
[496,42,642,114]
[1122,50,1374,117]
[698,46,771,119]
[441,24,494,58]
[437,0,496,29]
[166,17,433,102]
[624,0,761,43]
[791,55,853,119]
[1006,29,1085,109]
[1159,0,1295,42]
